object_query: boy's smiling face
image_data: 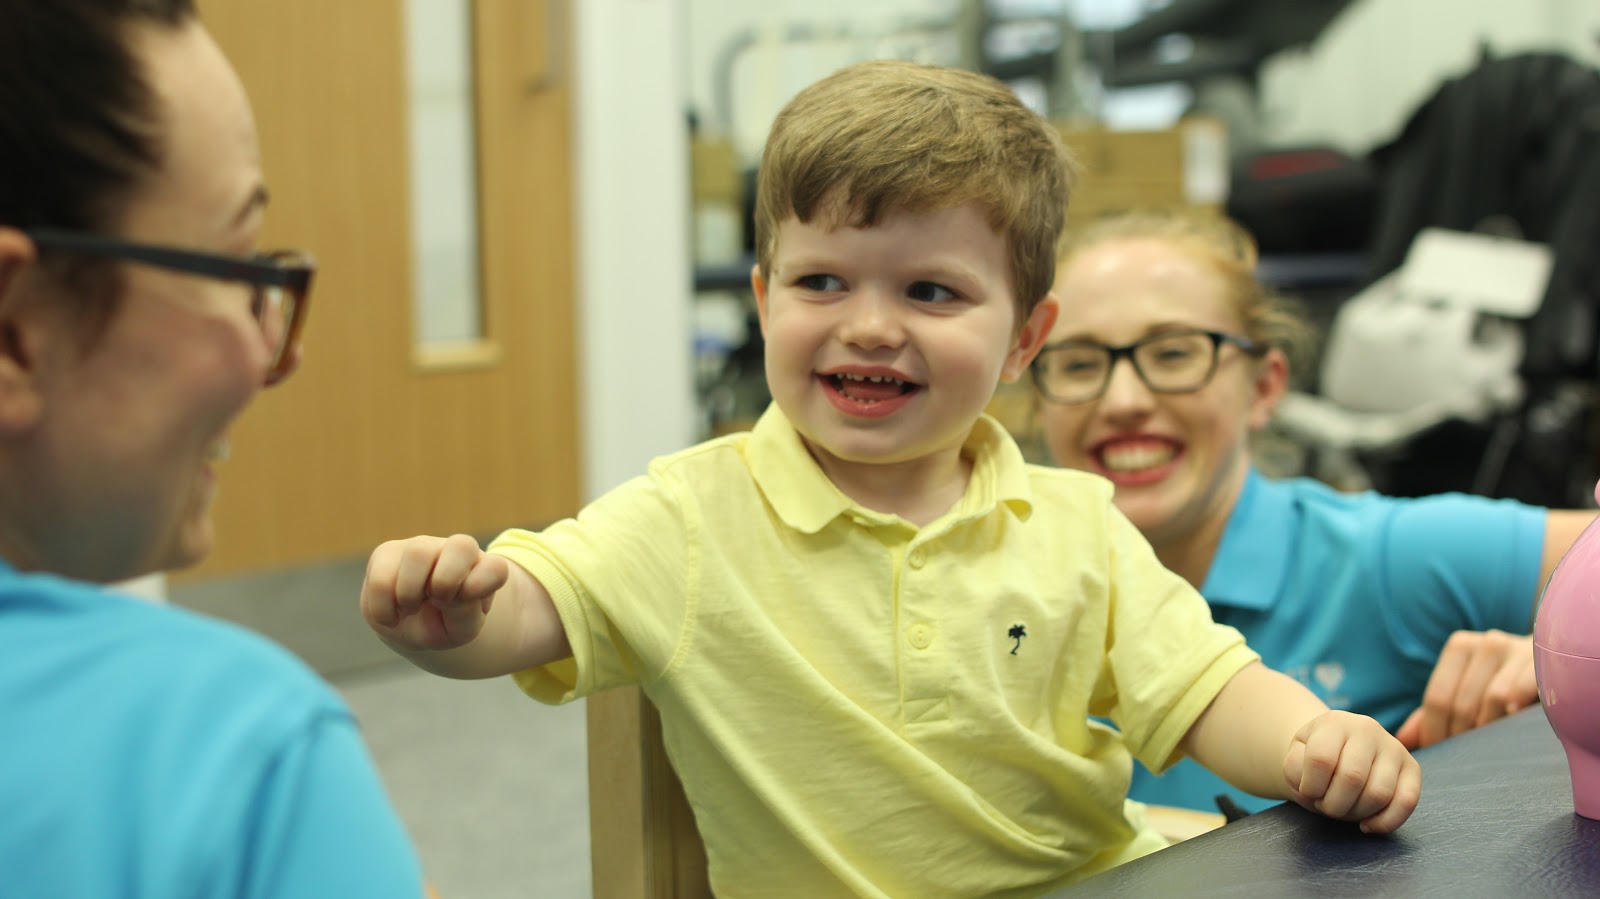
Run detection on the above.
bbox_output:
[753,202,1056,494]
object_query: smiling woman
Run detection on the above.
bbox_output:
[1036,207,1597,817]
[0,1,429,896]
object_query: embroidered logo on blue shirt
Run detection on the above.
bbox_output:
[1008,623,1027,655]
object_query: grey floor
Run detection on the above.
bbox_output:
[171,554,593,899]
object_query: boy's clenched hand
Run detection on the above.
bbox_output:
[360,534,509,652]
[1284,710,1421,834]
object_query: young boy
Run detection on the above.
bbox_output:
[361,60,1419,897]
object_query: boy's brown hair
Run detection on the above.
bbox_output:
[754,59,1076,320]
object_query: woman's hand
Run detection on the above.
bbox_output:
[1396,629,1535,750]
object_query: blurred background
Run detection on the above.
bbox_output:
[160,2,1600,896]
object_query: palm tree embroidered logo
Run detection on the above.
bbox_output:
[1008,624,1027,655]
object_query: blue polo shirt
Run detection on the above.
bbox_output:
[1129,469,1545,814]
[0,559,424,898]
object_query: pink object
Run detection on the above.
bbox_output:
[1533,480,1600,819]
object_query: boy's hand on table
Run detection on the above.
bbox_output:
[1396,629,1536,750]
[361,534,508,651]
[1284,710,1421,835]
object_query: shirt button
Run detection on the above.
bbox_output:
[908,549,926,569]
[908,623,933,649]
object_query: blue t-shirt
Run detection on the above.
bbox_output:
[0,559,424,898]
[1129,469,1545,814]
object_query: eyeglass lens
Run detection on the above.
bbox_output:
[1037,332,1220,402]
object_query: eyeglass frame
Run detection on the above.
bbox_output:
[23,226,315,384]
[1032,328,1267,405]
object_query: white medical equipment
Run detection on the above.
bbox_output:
[1272,228,1554,490]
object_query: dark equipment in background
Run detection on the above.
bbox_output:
[1352,52,1600,508]
[1092,0,1357,91]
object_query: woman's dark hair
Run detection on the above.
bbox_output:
[0,0,196,322]
[0,0,194,232]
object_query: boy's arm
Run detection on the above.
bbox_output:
[360,534,572,679]
[1181,662,1421,834]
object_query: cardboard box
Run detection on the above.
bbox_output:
[1054,118,1226,228]
[1059,126,1186,180]
[690,137,742,206]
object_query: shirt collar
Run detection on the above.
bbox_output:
[743,404,1034,534]
[1199,467,1294,611]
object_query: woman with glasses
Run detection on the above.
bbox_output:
[0,2,429,896]
[1034,209,1595,818]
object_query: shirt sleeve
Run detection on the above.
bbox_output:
[489,471,694,704]
[1098,505,1259,775]
[1375,493,1546,656]
[243,711,426,899]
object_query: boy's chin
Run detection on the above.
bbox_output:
[809,427,968,467]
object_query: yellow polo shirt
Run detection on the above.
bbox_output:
[489,405,1256,898]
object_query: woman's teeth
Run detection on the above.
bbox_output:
[1101,443,1174,472]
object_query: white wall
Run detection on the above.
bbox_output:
[575,0,697,500]
[1260,0,1600,153]
[686,0,962,163]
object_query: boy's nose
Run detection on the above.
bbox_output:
[837,288,907,349]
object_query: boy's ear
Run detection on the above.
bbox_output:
[1000,292,1059,384]
[1248,347,1291,430]
[0,227,48,433]
[749,263,770,337]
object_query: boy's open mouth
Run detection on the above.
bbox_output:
[825,372,920,404]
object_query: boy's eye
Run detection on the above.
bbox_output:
[796,274,843,292]
[907,281,956,304]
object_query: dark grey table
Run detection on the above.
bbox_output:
[1049,706,1600,897]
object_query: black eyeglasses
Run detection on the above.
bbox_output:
[25,227,315,385]
[1032,328,1265,405]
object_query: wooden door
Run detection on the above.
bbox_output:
[193,0,578,579]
